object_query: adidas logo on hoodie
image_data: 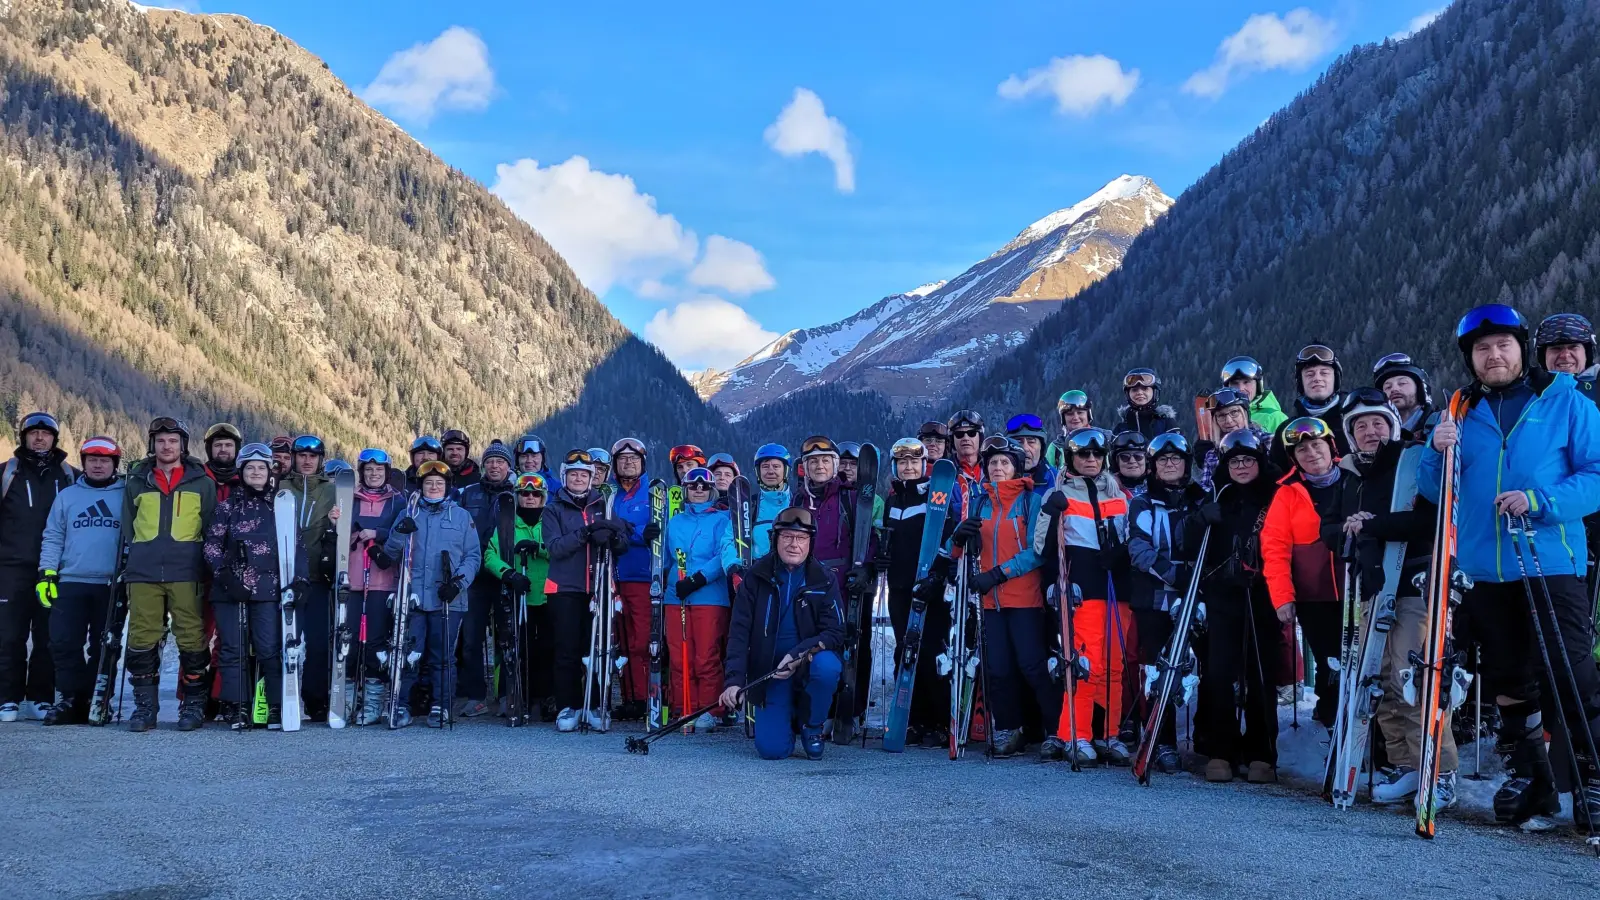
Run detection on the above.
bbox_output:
[72,499,120,531]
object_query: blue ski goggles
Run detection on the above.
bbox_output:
[1456,303,1526,340]
[682,467,715,487]
[292,435,326,456]
[1148,432,1190,457]
[357,448,391,466]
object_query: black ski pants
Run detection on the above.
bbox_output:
[353,589,393,681]
[213,599,282,705]
[979,605,1060,732]
[1295,600,1342,728]
[46,582,110,703]
[458,575,498,701]
[0,563,52,704]
[1131,607,1178,747]
[494,598,553,705]
[297,583,332,710]
[548,591,594,711]
[1200,586,1280,767]
[887,584,951,734]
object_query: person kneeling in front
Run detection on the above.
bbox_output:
[719,507,843,760]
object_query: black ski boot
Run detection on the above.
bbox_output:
[125,647,161,733]
[42,693,73,726]
[177,651,210,732]
[989,728,1026,758]
[1492,706,1560,827]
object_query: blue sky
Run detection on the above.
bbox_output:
[166,0,1448,370]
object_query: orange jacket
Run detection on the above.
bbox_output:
[1260,472,1341,609]
[945,477,1043,609]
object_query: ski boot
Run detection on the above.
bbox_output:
[1371,766,1420,804]
[267,705,283,730]
[1068,738,1099,766]
[389,706,412,729]
[692,712,717,733]
[555,707,580,732]
[1205,759,1234,782]
[920,727,948,750]
[1421,770,1458,813]
[358,679,385,726]
[1246,761,1277,784]
[1492,706,1560,828]
[42,693,73,726]
[1153,744,1181,774]
[989,728,1025,758]
[1039,736,1068,761]
[801,723,826,760]
[125,648,161,733]
[427,705,450,729]
[1103,736,1132,767]
[614,700,646,722]
[176,651,210,732]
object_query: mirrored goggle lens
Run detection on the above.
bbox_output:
[1220,357,1261,381]
[1282,417,1331,446]
[1296,344,1336,363]
[1005,413,1044,433]
[1456,304,1524,338]
[565,450,594,465]
[292,436,324,454]
[1371,352,1413,374]
[1149,433,1189,455]
[1058,391,1090,410]
[357,448,390,465]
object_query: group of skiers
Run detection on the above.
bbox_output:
[3,305,1598,841]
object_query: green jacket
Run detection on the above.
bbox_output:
[278,471,338,583]
[1250,389,1289,434]
[122,455,217,585]
[483,513,549,607]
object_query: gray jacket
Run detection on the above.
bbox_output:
[39,476,124,584]
[383,498,480,613]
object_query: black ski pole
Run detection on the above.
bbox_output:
[626,648,820,755]
[441,550,455,732]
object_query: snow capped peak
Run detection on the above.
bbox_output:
[904,280,948,298]
[1015,174,1165,245]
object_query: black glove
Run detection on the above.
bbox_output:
[289,576,312,595]
[514,539,542,557]
[952,519,982,553]
[844,566,871,594]
[970,567,1007,595]
[913,573,946,602]
[213,568,251,604]
[587,523,615,545]
[438,580,461,604]
[1100,541,1130,572]
[502,571,532,594]
[367,545,395,570]
[675,572,708,598]
[1043,492,1067,516]
[642,521,662,545]
[1197,502,1224,527]
[1193,440,1216,460]
[394,516,418,536]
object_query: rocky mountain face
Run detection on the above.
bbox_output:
[696,175,1173,417]
[0,0,730,458]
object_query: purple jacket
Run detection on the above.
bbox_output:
[796,477,854,567]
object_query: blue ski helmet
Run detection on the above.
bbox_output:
[754,442,791,469]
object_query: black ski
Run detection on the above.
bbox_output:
[833,442,878,745]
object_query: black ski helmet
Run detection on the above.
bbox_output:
[148,416,191,455]
[1455,304,1529,377]
[1534,313,1596,370]
[1370,353,1434,408]
[1293,343,1342,394]
[979,436,1025,475]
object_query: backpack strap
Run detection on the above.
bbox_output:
[0,459,15,501]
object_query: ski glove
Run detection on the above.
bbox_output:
[35,569,57,608]
[438,580,461,604]
[675,572,708,598]
[393,516,418,536]
[514,539,543,557]
[502,571,533,594]
[970,567,1007,595]
[367,546,395,570]
[213,568,251,604]
[1196,502,1224,527]
[586,523,615,546]
[1042,492,1067,516]
[641,521,662,545]
[1100,541,1129,572]
[844,566,871,594]
[952,519,983,553]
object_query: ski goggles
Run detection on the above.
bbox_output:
[1206,388,1250,412]
[682,467,715,488]
[80,436,122,458]
[1456,303,1526,339]
[564,449,596,466]
[1123,368,1157,388]
[292,435,326,456]
[610,437,645,458]
[837,442,861,461]
[18,412,60,439]
[1148,432,1190,458]
[237,443,273,466]
[1056,390,1091,413]
[1005,413,1046,434]
[440,429,470,448]
[1370,352,1415,375]
[1220,357,1262,383]
[1111,430,1147,453]
[890,438,927,460]
[1296,344,1337,364]
[148,416,186,437]
[1219,429,1266,456]
[416,460,452,480]
[707,452,739,473]
[772,506,816,535]
[514,472,548,494]
[669,444,706,465]
[946,409,984,433]
[269,435,294,453]
[1281,417,1333,448]
[587,448,612,466]
[800,436,839,458]
[1342,387,1389,411]
[410,435,443,454]
[357,448,391,466]
[916,421,950,440]
[516,436,546,456]
[1065,428,1109,455]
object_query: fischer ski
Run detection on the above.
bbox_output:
[275,488,303,733]
[884,459,957,752]
[646,479,668,728]
[328,468,355,729]
[834,442,878,745]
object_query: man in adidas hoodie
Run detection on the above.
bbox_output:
[0,412,78,722]
[36,437,123,725]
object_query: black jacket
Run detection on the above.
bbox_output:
[1269,394,1350,472]
[1318,441,1436,602]
[881,477,957,591]
[724,552,843,705]
[1116,403,1179,442]
[458,478,514,550]
[0,446,77,568]
[1126,480,1206,611]
[1188,472,1279,603]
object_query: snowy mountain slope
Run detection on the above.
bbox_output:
[697,176,1173,414]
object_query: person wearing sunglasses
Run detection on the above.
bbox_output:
[440,429,480,491]
[0,411,77,723]
[946,411,986,487]
[882,438,953,747]
[1116,369,1178,441]
[382,461,479,728]
[1372,353,1437,442]
[404,436,444,493]
[483,473,553,727]
[454,440,518,719]
[1260,417,1347,735]
[1187,429,1282,783]
[1034,427,1133,765]
[1005,414,1057,498]
[1195,388,1275,494]
[1111,431,1149,497]
[539,449,630,732]
[606,437,656,721]
[661,467,738,733]
[721,507,844,760]
[1045,391,1094,470]
[917,421,950,462]
[1124,432,1208,774]
[1220,356,1289,434]
[119,417,218,732]
[1269,344,1350,473]
[1425,304,1600,830]
[343,448,407,726]
[751,444,793,559]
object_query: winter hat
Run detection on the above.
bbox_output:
[481,440,514,468]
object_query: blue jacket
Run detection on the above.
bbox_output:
[383,498,480,612]
[610,477,653,583]
[752,485,791,558]
[664,497,737,607]
[1419,373,1600,582]
[457,478,514,550]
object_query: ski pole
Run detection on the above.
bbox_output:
[626,647,819,755]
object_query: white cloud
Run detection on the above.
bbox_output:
[492,156,698,295]
[997,54,1140,116]
[764,88,856,194]
[1182,9,1337,98]
[688,236,776,296]
[645,296,779,370]
[1391,7,1444,41]
[362,26,495,124]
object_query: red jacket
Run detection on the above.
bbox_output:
[1261,471,1342,609]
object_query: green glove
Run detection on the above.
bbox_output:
[36,569,58,608]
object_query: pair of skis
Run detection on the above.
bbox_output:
[833,443,879,745]
[383,493,423,729]
[646,479,670,729]
[582,492,625,732]
[729,474,756,738]
[86,542,130,726]
[327,470,356,728]
[939,479,983,760]
[497,497,532,726]
[1131,518,1215,784]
